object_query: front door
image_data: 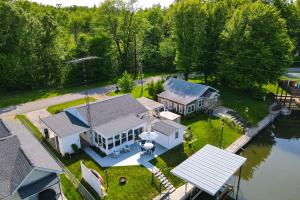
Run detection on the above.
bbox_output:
[174,103,178,112]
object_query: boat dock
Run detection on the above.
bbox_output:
[226,112,279,153]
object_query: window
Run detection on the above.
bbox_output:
[178,105,183,114]
[173,103,178,112]
[168,101,172,110]
[102,138,106,149]
[187,104,195,114]
[198,99,204,108]
[108,137,113,149]
[122,132,127,144]
[94,133,98,144]
[115,135,120,146]
[175,131,179,139]
[134,127,143,140]
[128,130,133,141]
[98,135,102,146]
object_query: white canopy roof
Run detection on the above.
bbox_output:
[171,144,246,196]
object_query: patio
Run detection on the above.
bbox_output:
[84,142,167,167]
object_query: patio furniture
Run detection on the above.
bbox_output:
[113,150,120,158]
[150,146,156,155]
[124,145,131,152]
[144,142,154,150]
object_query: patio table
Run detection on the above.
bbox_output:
[144,142,154,150]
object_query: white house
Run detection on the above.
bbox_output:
[158,78,220,115]
[41,94,148,156]
[0,119,63,200]
[151,119,185,149]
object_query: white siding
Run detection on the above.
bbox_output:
[58,133,81,155]
[155,127,184,149]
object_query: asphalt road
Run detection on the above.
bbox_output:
[0,76,164,118]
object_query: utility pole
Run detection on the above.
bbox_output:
[67,56,102,143]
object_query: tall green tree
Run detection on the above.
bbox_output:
[172,0,208,80]
[218,2,293,89]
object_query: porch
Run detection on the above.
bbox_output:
[84,143,167,167]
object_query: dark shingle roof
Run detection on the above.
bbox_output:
[152,120,185,136]
[18,173,58,199]
[158,78,218,105]
[0,136,33,199]
[41,112,89,137]
[77,94,148,127]
[0,119,11,139]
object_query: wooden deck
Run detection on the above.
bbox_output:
[226,113,279,153]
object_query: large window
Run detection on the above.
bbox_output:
[108,137,113,149]
[98,135,102,146]
[187,104,195,114]
[128,130,133,141]
[168,101,172,110]
[94,133,98,144]
[102,138,106,149]
[115,135,120,146]
[122,132,127,144]
[198,99,204,108]
[179,105,183,114]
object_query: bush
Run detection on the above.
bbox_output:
[117,71,135,93]
[147,79,165,100]
[71,144,79,154]
[64,152,71,159]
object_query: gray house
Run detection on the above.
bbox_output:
[0,119,63,200]
[158,78,220,116]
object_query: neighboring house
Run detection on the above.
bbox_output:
[0,119,63,200]
[152,120,185,149]
[41,94,148,156]
[137,97,165,116]
[41,94,186,156]
[158,78,220,116]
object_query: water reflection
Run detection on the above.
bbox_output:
[237,111,300,200]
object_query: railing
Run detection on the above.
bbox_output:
[19,117,96,200]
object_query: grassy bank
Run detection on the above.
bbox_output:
[47,97,97,114]
[108,85,152,99]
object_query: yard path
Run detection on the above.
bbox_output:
[0,76,163,118]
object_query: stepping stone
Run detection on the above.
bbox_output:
[169,188,176,193]
[155,172,162,177]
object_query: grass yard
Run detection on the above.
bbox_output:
[150,114,241,188]
[17,114,160,200]
[108,85,152,99]
[47,97,97,114]
[189,77,271,125]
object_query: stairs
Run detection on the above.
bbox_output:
[153,168,176,194]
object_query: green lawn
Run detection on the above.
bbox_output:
[189,77,271,125]
[108,85,152,99]
[47,97,97,114]
[150,114,241,188]
[60,174,83,200]
[17,115,160,200]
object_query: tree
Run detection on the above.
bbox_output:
[147,79,164,100]
[97,0,138,73]
[218,2,293,89]
[117,71,135,93]
[172,0,208,80]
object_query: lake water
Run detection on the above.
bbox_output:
[238,111,300,200]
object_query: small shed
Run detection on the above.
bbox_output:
[159,111,181,123]
[171,144,246,200]
[152,120,185,149]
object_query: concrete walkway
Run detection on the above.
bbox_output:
[0,76,164,118]
[83,143,167,168]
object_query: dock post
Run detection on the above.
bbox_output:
[236,166,242,200]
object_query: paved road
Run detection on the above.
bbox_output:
[0,76,164,118]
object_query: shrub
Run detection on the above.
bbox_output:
[71,144,79,154]
[147,79,165,100]
[64,152,71,159]
[117,71,135,93]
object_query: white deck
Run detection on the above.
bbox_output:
[84,143,167,167]
[171,144,246,196]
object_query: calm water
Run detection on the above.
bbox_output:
[238,111,300,200]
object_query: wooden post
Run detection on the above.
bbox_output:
[236,167,243,200]
[276,83,279,100]
[185,182,188,194]
[289,95,293,109]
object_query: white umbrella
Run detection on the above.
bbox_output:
[139,131,158,141]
